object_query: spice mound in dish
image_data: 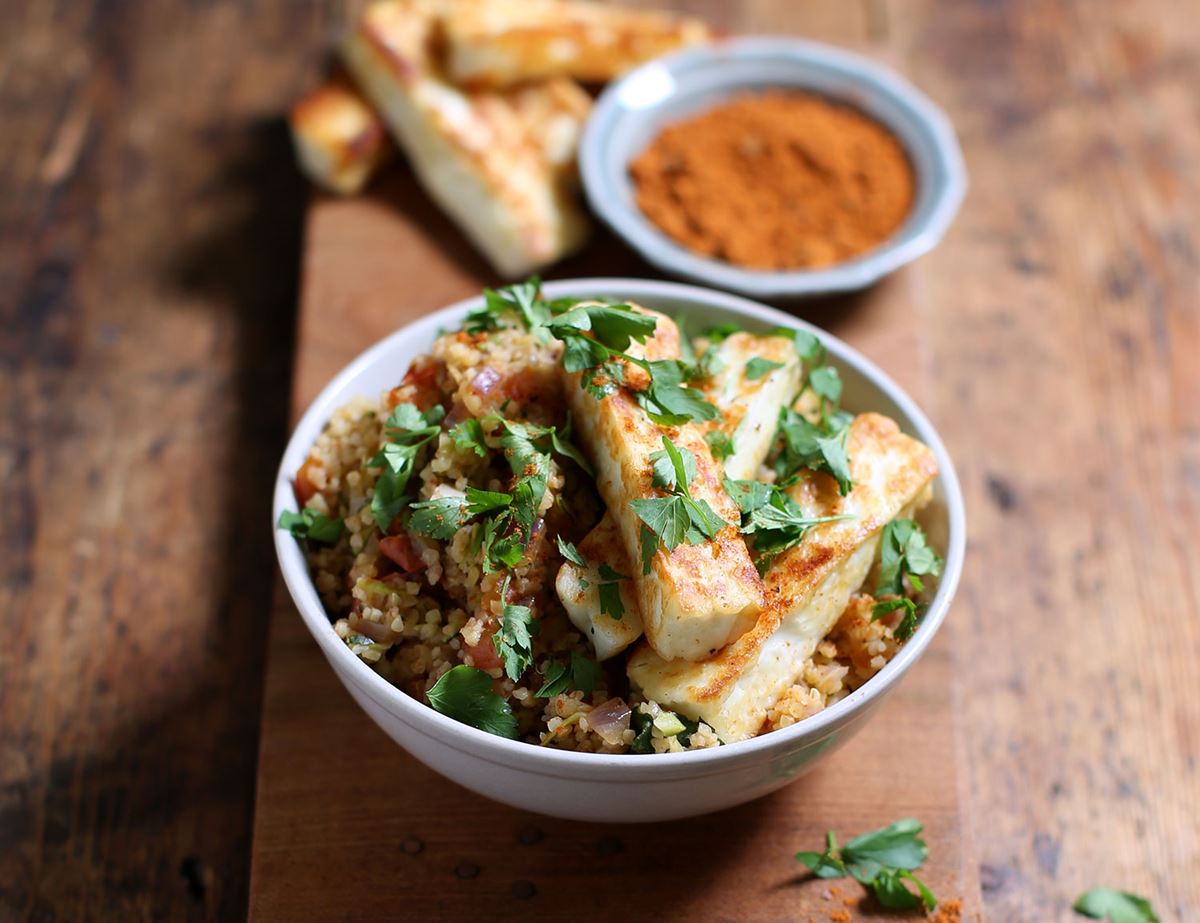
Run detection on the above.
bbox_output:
[629,91,915,270]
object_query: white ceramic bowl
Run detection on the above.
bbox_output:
[579,38,968,298]
[274,278,965,821]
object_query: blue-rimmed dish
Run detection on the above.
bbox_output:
[579,37,967,298]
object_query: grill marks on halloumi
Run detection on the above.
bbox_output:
[442,0,712,88]
[697,333,803,481]
[627,413,939,741]
[562,306,764,663]
[341,0,591,277]
[289,78,395,195]
[558,332,802,660]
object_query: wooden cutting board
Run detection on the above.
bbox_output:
[246,168,982,922]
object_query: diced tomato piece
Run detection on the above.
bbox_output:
[387,359,441,410]
[379,535,423,573]
[293,457,321,506]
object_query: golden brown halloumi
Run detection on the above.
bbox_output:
[556,514,642,660]
[559,332,801,660]
[289,78,395,195]
[697,333,803,481]
[627,413,939,742]
[341,0,591,277]
[442,0,712,88]
[563,305,764,663]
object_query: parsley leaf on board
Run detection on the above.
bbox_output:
[492,578,537,682]
[277,507,344,545]
[535,650,603,697]
[426,665,517,738]
[745,357,785,381]
[795,819,936,913]
[1074,889,1161,923]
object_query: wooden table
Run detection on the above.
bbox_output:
[2,1,1197,921]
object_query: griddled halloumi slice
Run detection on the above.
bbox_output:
[290,78,394,195]
[559,332,800,660]
[442,0,712,88]
[341,0,591,277]
[627,413,939,741]
[556,515,642,660]
[564,304,764,663]
[697,333,803,481]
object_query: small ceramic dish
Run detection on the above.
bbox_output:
[274,278,965,822]
[579,38,967,298]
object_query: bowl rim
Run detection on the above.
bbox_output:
[579,36,968,298]
[274,277,965,779]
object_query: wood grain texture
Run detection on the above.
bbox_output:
[0,0,333,919]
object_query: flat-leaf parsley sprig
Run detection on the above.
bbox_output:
[795,818,937,912]
[1074,888,1160,923]
[369,402,446,531]
[556,536,627,621]
[426,664,517,738]
[545,302,720,426]
[724,477,851,572]
[629,436,729,572]
[771,328,856,496]
[871,518,942,641]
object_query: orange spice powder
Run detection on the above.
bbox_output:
[630,90,915,270]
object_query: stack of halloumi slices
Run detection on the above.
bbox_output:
[556,310,940,743]
[288,0,712,277]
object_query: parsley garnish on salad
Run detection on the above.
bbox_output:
[277,507,344,545]
[554,536,627,620]
[492,577,537,682]
[545,301,720,426]
[795,818,937,912]
[871,518,942,640]
[536,650,603,697]
[629,436,729,572]
[724,477,850,571]
[368,402,445,530]
[426,665,517,738]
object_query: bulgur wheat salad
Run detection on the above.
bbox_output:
[279,280,942,752]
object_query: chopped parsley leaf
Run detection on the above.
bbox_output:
[409,496,466,540]
[492,577,537,682]
[1074,889,1161,923]
[277,507,344,545]
[706,429,734,461]
[795,819,935,912]
[464,487,512,517]
[449,418,488,457]
[535,650,602,697]
[368,402,444,530]
[595,563,627,621]
[808,365,843,403]
[774,406,854,496]
[630,436,729,562]
[745,357,784,381]
[464,277,550,335]
[725,477,851,568]
[426,665,517,738]
[544,303,719,425]
[555,534,587,567]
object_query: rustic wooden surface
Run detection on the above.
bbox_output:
[3,0,1198,921]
